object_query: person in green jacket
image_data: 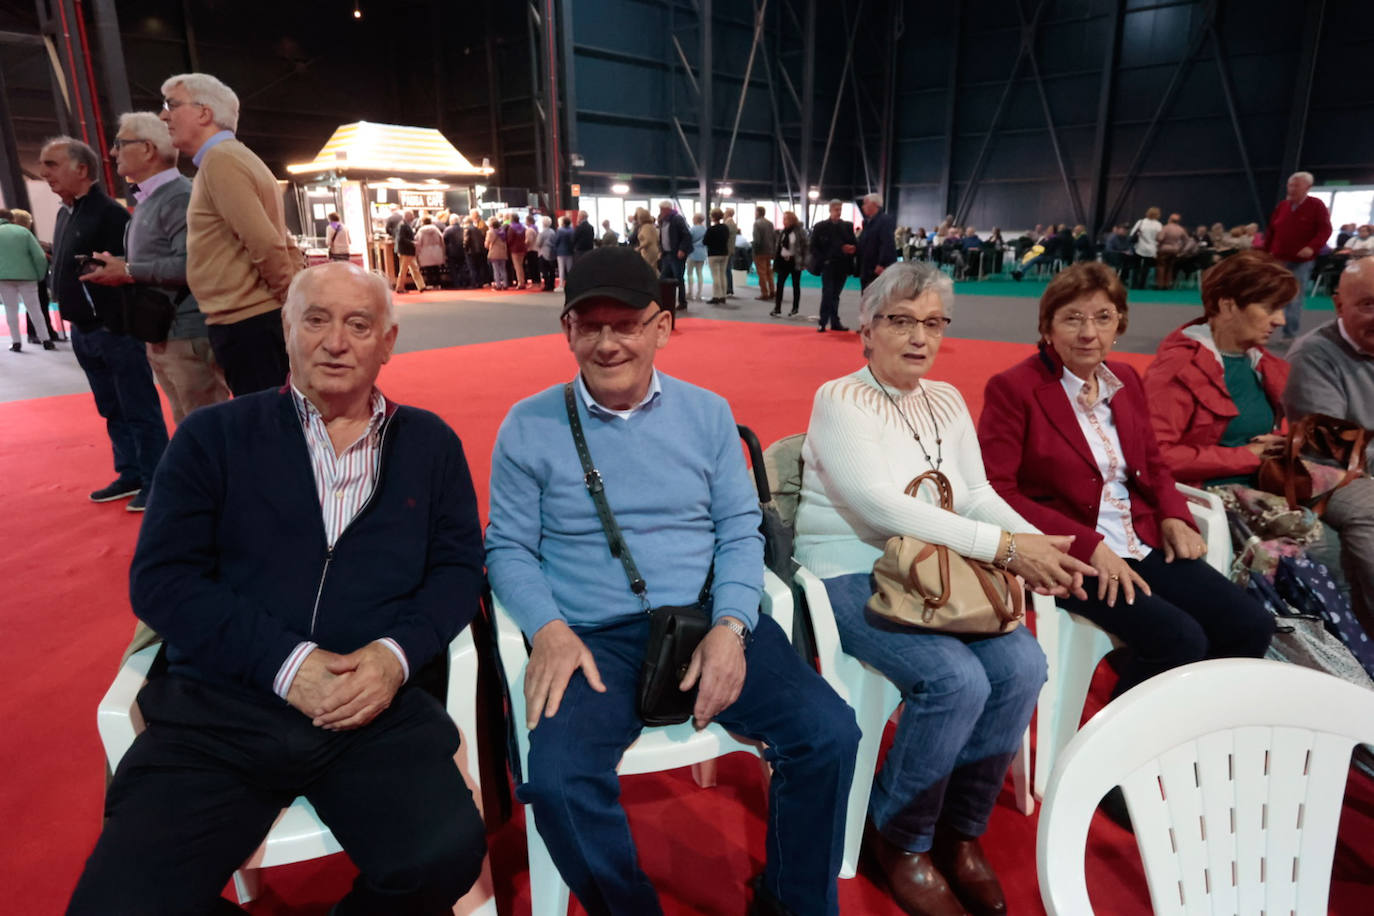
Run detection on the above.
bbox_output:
[0,208,55,351]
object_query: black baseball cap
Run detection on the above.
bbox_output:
[560,246,662,317]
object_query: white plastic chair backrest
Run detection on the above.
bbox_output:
[1037,659,1374,916]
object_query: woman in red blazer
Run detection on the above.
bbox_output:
[977,263,1272,701]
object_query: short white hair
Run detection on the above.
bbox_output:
[862,192,884,207]
[117,112,176,163]
[160,72,240,132]
[1289,171,1315,186]
[858,261,954,329]
[284,261,395,331]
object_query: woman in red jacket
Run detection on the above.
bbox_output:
[977,263,1272,701]
[1144,250,1296,488]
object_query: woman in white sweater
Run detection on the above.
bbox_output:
[795,261,1092,916]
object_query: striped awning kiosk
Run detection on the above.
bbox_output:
[286,121,494,180]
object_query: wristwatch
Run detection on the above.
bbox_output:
[717,618,751,648]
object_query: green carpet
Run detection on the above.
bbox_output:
[730,264,1336,311]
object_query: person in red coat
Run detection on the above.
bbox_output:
[978,262,1273,701]
[1256,171,1331,341]
[1145,250,1297,488]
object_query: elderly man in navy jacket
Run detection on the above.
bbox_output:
[857,192,897,291]
[68,261,488,916]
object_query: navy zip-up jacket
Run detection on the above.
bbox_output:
[129,388,485,698]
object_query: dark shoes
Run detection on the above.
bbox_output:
[126,490,149,512]
[769,309,781,317]
[747,874,796,915]
[43,339,56,350]
[9,342,20,352]
[90,479,141,503]
[831,323,851,332]
[932,828,1008,916]
[865,822,968,916]
[1011,271,1022,282]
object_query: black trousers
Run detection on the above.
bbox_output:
[206,308,289,397]
[68,674,485,916]
[819,260,849,329]
[539,256,557,291]
[774,260,802,313]
[1056,552,1274,696]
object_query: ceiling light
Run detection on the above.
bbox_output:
[611,182,630,195]
[807,188,820,200]
[352,2,362,19]
[717,185,734,197]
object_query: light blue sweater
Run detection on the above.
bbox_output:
[486,373,763,638]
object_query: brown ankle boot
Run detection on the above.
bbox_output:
[864,821,969,916]
[931,829,1006,916]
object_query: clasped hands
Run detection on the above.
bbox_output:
[525,618,746,732]
[79,251,133,286]
[285,641,405,731]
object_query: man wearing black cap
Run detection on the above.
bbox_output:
[486,246,858,916]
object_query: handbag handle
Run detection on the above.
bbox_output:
[900,470,1024,627]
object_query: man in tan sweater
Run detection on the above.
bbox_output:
[160,72,298,395]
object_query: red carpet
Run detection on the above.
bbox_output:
[2,318,1371,913]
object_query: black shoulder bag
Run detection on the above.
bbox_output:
[563,383,713,726]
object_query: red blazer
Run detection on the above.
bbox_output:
[1143,319,1289,487]
[977,350,1197,565]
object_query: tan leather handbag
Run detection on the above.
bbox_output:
[866,471,1025,635]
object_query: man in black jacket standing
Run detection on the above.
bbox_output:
[393,210,425,294]
[856,193,896,291]
[572,210,596,262]
[38,137,169,507]
[810,200,857,332]
[443,214,466,288]
[657,199,692,310]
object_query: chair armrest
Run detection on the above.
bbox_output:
[761,568,794,641]
[1176,483,1230,576]
[490,595,534,774]
[445,627,482,785]
[97,645,160,770]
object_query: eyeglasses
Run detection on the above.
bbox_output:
[568,308,663,341]
[1055,310,1119,331]
[108,138,150,157]
[161,97,205,111]
[874,314,951,337]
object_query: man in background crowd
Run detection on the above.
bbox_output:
[723,206,739,297]
[752,206,776,301]
[160,72,299,395]
[598,218,619,248]
[83,112,228,426]
[40,137,168,510]
[811,200,857,332]
[657,199,691,311]
[393,209,425,294]
[856,192,896,291]
[1258,170,1331,343]
[573,210,596,261]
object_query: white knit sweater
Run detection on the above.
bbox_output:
[794,367,1037,578]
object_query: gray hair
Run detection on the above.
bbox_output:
[828,198,844,208]
[117,112,176,163]
[1289,171,1315,186]
[42,136,100,181]
[862,192,884,208]
[160,72,240,132]
[858,261,954,330]
[283,261,395,331]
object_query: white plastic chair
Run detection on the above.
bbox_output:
[793,563,1034,882]
[493,570,792,916]
[97,631,496,913]
[1033,482,1231,800]
[1037,658,1374,915]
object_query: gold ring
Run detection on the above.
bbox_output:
[1109,574,1120,581]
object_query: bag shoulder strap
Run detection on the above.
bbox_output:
[563,383,714,609]
[565,383,649,608]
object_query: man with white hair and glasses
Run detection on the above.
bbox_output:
[159,72,300,395]
[1257,170,1331,342]
[82,112,229,425]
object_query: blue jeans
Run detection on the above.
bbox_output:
[490,258,508,288]
[518,613,859,916]
[823,572,1045,853]
[70,324,169,487]
[1282,259,1314,337]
